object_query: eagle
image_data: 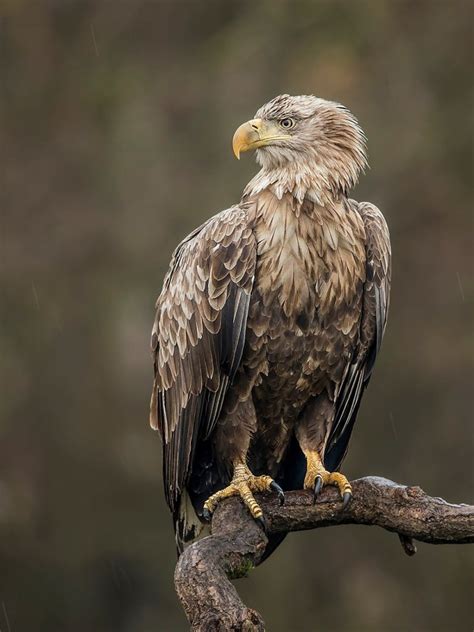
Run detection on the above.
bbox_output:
[150,94,391,556]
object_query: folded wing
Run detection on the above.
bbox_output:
[325,201,391,469]
[150,206,256,514]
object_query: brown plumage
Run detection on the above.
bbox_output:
[150,94,391,555]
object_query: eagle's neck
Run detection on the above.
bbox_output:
[243,164,330,207]
[243,146,366,208]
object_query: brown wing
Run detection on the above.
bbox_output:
[150,205,256,513]
[325,200,391,469]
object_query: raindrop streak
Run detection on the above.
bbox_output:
[2,601,11,632]
[31,281,40,310]
[389,411,397,440]
[90,23,99,57]
[456,272,465,302]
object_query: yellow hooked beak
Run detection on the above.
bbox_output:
[232,118,290,159]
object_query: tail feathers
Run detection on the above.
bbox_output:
[175,489,210,555]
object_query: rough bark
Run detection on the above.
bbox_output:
[174,476,474,631]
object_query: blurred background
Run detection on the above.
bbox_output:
[0,1,472,630]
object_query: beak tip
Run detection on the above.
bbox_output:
[232,141,241,160]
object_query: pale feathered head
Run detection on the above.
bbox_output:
[233,94,367,202]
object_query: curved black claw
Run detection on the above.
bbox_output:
[313,475,324,501]
[255,515,267,533]
[342,491,352,508]
[202,507,212,522]
[270,480,285,505]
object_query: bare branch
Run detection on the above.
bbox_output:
[174,476,474,631]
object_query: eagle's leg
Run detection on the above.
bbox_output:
[296,393,352,506]
[203,398,284,523]
[202,461,284,525]
[303,450,352,506]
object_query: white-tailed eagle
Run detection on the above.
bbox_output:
[150,94,391,555]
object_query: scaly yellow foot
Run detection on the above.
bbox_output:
[303,450,352,507]
[202,463,284,526]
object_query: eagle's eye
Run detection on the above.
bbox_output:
[279,117,295,129]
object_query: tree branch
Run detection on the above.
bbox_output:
[174,476,474,631]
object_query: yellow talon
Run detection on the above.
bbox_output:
[303,450,352,506]
[203,463,284,521]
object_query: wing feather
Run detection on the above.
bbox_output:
[150,205,256,512]
[325,201,391,469]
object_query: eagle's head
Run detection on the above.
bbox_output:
[233,94,367,203]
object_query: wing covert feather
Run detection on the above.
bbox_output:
[150,206,256,512]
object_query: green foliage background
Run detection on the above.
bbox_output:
[0,1,472,630]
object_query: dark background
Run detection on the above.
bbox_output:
[0,1,472,630]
